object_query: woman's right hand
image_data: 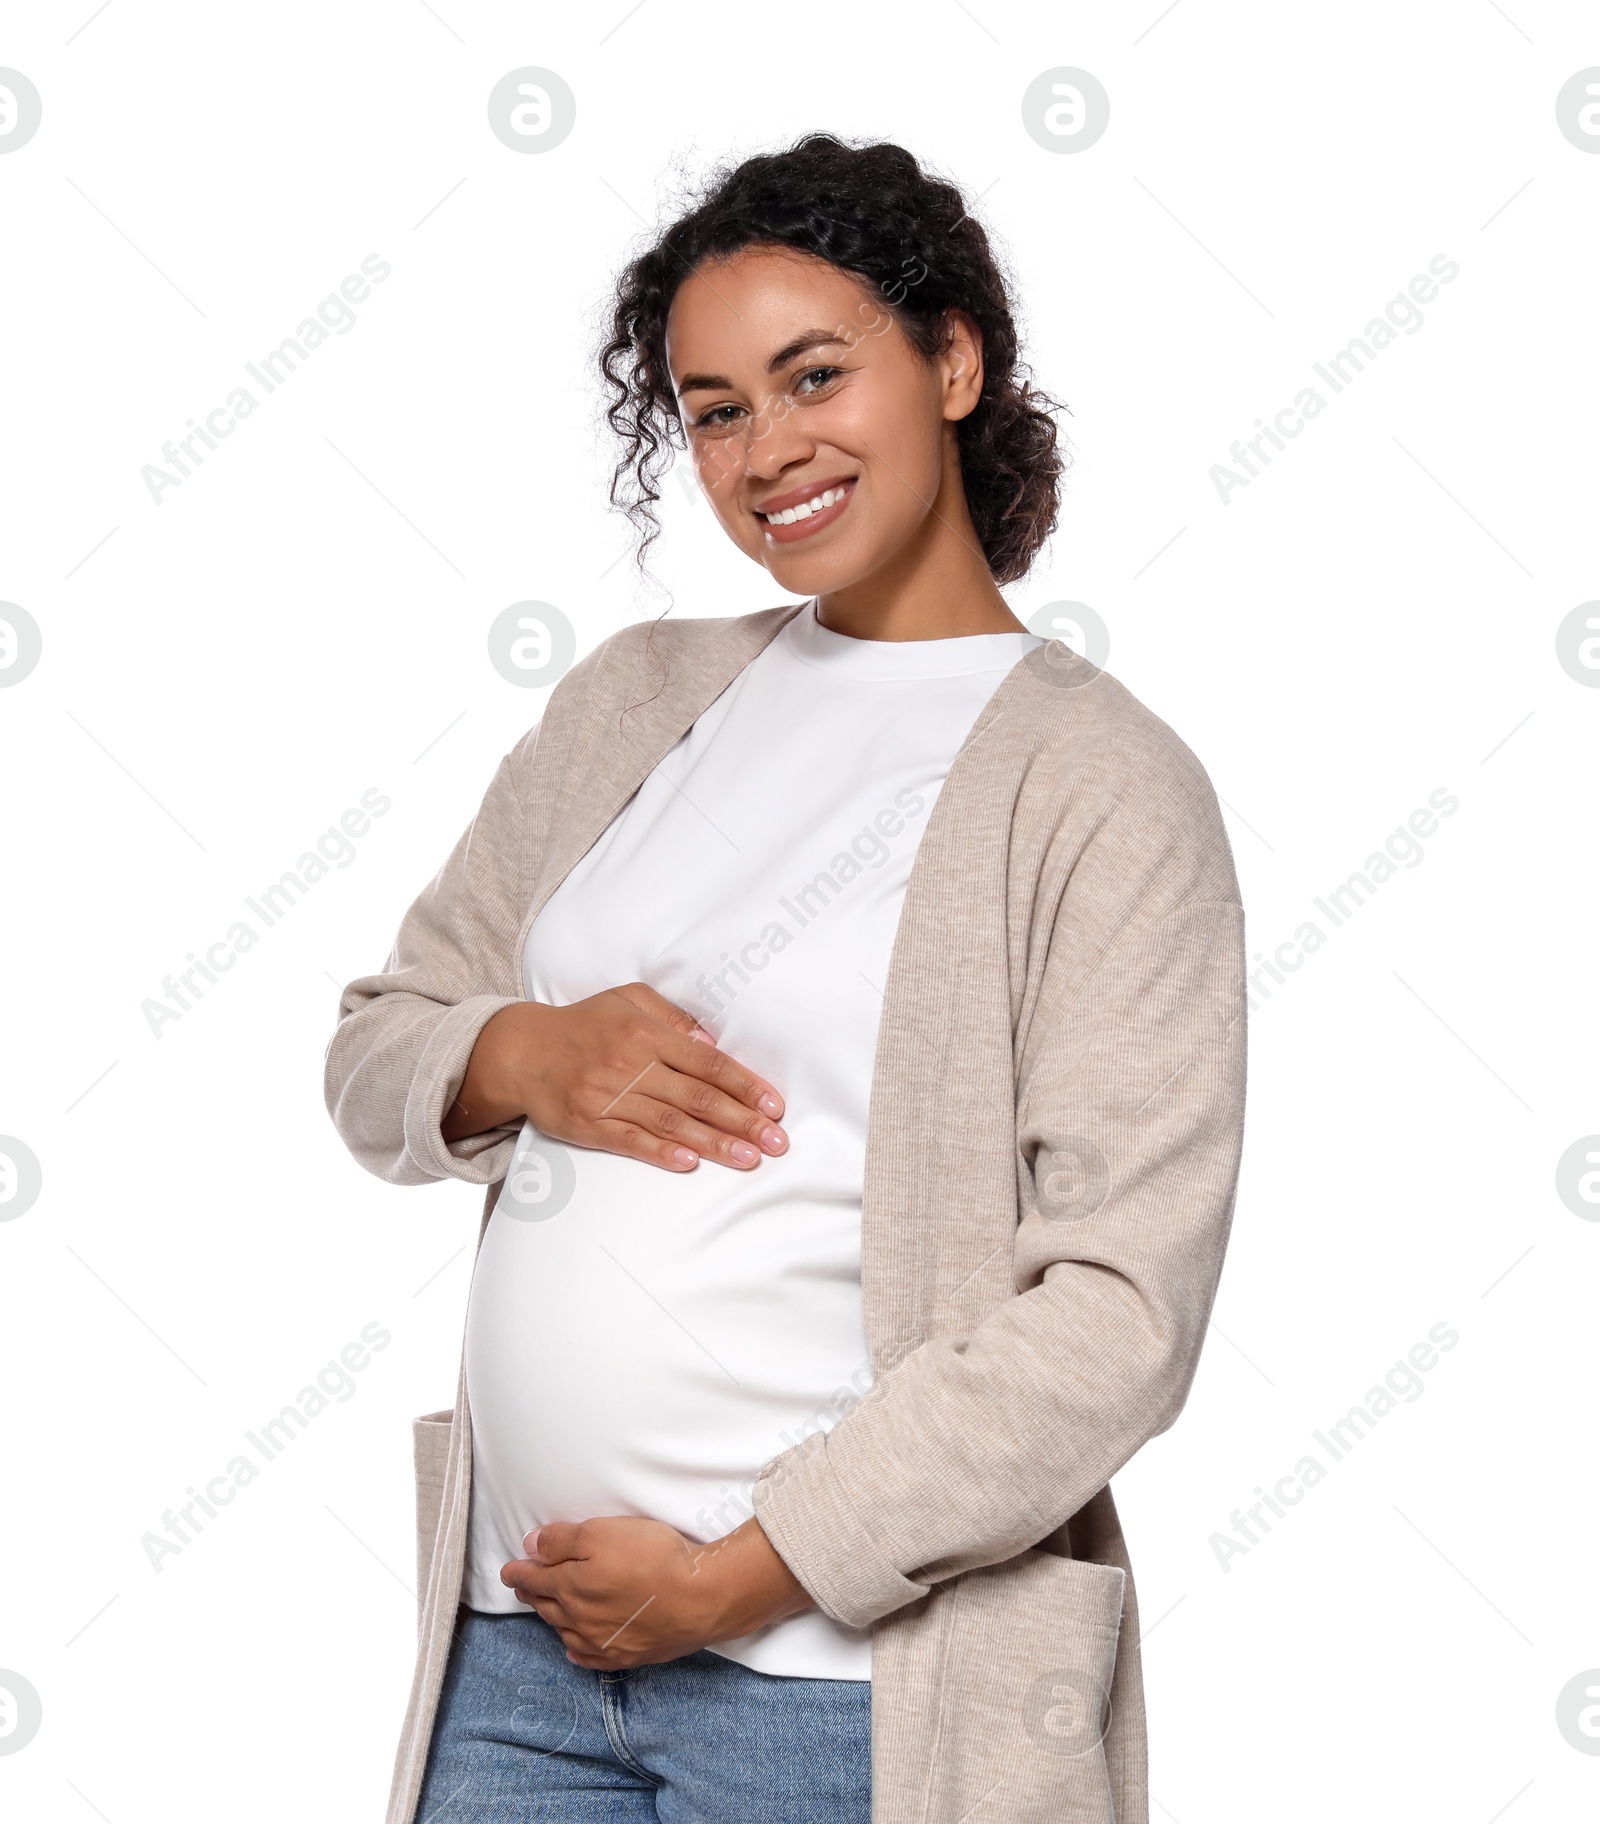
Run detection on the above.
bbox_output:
[440,983,788,1172]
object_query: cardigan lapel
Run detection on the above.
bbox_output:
[855,645,1053,1362]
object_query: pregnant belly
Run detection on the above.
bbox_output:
[463,1122,872,1558]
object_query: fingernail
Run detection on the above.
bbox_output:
[730,1140,759,1166]
[758,1092,783,1117]
[760,1125,786,1152]
[524,1528,541,1555]
[673,1147,699,1169]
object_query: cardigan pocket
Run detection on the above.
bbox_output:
[411,1408,454,1629]
[924,1547,1126,1824]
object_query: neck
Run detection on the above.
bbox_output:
[813,433,1027,642]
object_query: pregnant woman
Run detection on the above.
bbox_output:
[325,134,1248,1824]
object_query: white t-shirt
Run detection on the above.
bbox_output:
[462,601,1042,1676]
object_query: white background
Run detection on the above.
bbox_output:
[2,2,1597,1818]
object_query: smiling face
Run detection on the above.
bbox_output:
[664,243,985,600]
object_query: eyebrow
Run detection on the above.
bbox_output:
[673,329,852,397]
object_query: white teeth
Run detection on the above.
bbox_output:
[763,484,848,526]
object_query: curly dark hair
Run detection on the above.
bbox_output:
[597,132,1067,587]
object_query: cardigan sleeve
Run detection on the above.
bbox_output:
[750,818,1248,1626]
[321,732,541,1189]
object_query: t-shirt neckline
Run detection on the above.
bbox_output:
[782,599,1042,680]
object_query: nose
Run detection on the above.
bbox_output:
[741,391,818,483]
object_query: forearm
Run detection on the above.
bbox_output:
[441,1001,546,1141]
[697,1516,816,1639]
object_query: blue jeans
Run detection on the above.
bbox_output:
[416,1607,872,1822]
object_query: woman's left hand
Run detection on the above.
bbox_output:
[501,1513,814,1669]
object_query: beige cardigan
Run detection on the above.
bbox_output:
[324,602,1248,1824]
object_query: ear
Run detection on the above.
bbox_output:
[939,309,986,422]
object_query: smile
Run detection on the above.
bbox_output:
[756,477,856,544]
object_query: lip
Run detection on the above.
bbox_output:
[754,475,857,545]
